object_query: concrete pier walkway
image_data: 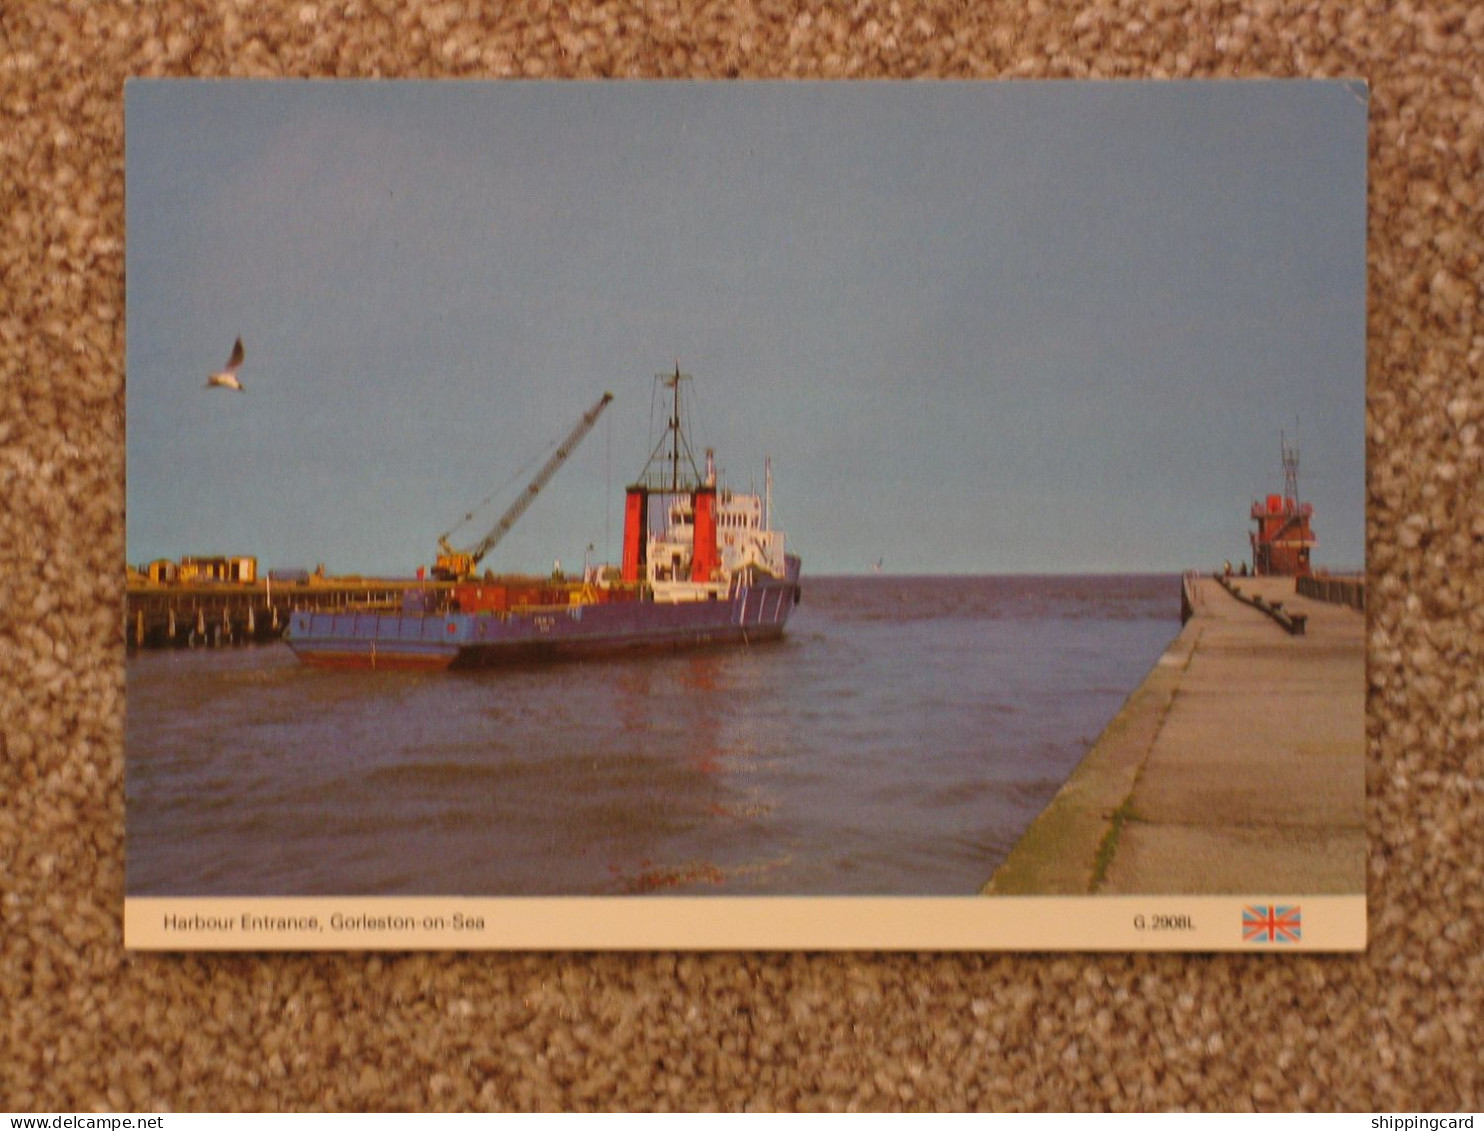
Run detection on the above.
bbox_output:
[985,575,1365,896]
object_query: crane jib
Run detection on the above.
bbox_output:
[434,392,614,580]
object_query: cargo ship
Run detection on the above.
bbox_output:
[284,369,802,669]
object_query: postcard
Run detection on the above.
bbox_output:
[124,79,1367,950]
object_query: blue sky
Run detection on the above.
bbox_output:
[126,80,1366,576]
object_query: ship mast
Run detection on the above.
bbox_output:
[622,363,719,586]
[668,363,683,491]
[765,455,773,530]
[1282,426,1301,508]
[635,362,702,492]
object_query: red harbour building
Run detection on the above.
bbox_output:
[1249,432,1316,577]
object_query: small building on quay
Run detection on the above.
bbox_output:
[144,555,258,584]
[1250,494,1316,577]
[145,559,178,584]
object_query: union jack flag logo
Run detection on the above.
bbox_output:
[1243,905,1302,943]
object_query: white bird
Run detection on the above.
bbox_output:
[205,338,246,392]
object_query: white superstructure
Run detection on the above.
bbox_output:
[646,482,789,591]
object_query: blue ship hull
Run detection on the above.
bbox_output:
[285,560,800,670]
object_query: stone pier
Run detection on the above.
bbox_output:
[985,575,1365,896]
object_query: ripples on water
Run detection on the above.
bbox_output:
[126,575,1179,896]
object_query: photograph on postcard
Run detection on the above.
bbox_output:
[124,80,1366,948]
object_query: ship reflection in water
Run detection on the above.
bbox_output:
[126,575,1179,897]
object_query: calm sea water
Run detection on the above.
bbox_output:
[126,575,1179,897]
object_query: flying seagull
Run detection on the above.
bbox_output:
[205,338,246,392]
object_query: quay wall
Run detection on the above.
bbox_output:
[985,574,1365,897]
[1297,574,1366,610]
[982,609,1200,896]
